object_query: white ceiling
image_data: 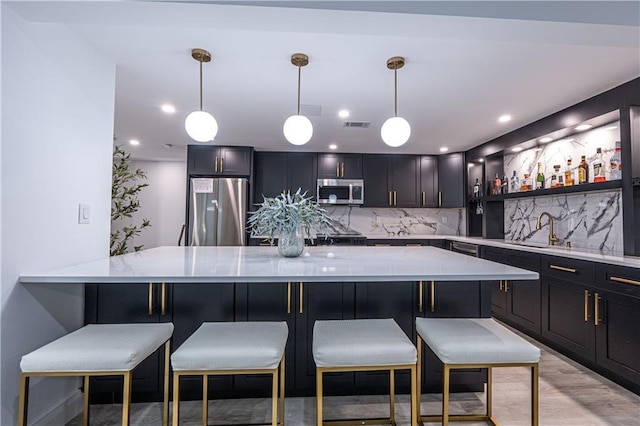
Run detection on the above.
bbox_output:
[7,1,640,161]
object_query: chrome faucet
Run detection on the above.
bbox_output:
[536,212,560,246]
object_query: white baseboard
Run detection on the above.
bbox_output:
[33,390,83,426]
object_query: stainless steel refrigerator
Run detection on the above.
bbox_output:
[187,177,248,246]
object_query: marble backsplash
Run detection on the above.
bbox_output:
[322,206,466,237]
[504,190,622,254]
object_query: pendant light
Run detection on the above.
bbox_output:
[283,53,313,146]
[185,48,218,142]
[381,56,411,147]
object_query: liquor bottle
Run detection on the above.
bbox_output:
[550,165,561,188]
[520,173,532,191]
[578,155,589,184]
[564,157,574,186]
[535,162,545,190]
[593,148,606,183]
[509,170,520,193]
[472,178,481,198]
[493,174,501,195]
[610,141,622,180]
[501,173,509,194]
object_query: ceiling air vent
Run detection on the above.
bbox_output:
[343,121,371,128]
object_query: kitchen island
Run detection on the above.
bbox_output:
[20,246,538,401]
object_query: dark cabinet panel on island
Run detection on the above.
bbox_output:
[480,246,508,317]
[438,153,465,208]
[362,154,420,207]
[187,145,252,176]
[503,250,541,335]
[318,153,362,179]
[254,152,317,203]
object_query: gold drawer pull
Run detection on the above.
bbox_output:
[422,191,426,206]
[504,280,509,292]
[418,281,423,313]
[549,264,577,273]
[148,283,153,315]
[161,282,166,315]
[499,280,503,291]
[611,276,640,287]
[584,290,590,322]
[287,282,292,314]
[594,293,601,326]
[430,281,435,313]
[299,282,304,314]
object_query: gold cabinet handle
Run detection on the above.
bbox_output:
[299,282,304,314]
[430,281,435,313]
[336,163,340,177]
[504,280,509,292]
[214,157,218,173]
[499,280,504,291]
[394,191,397,206]
[219,157,223,173]
[438,191,442,207]
[148,282,153,315]
[610,276,640,287]
[161,282,166,315]
[341,163,345,178]
[549,264,577,273]
[418,281,423,313]
[594,292,601,326]
[287,282,292,314]
[584,290,591,322]
[388,191,392,206]
[422,191,426,206]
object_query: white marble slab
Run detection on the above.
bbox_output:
[18,246,537,284]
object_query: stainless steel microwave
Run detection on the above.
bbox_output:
[317,179,364,205]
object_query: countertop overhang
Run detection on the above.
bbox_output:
[19,246,538,284]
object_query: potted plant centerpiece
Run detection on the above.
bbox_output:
[248,189,332,257]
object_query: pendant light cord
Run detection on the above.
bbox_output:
[199,59,204,111]
[394,66,398,117]
[297,65,301,115]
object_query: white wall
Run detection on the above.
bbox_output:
[1,7,115,425]
[112,160,187,251]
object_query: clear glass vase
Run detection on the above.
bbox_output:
[278,227,305,257]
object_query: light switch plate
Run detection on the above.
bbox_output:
[78,204,90,224]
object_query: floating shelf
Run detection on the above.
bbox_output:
[484,180,622,201]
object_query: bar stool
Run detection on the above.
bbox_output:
[313,318,418,426]
[18,322,174,426]
[415,317,541,425]
[171,321,288,426]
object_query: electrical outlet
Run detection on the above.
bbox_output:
[78,204,90,224]
[441,216,448,224]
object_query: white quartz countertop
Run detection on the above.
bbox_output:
[363,235,640,269]
[18,246,538,284]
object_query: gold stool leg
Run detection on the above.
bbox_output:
[416,335,422,420]
[410,365,418,426]
[389,369,396,424]
[316,368,323,426]
[272,368,278,426]
[122,371,132,426]
[83,375,90,426]
[442,365,450,426]
[202,374,209,426]
[18,374,29,426]
[280,356,285,426]
[532,363,539,426]
[163,341,170,426]
[172,373,180,426]
[487,367,493,418]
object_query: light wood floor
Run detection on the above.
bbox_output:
[68,329,640,425]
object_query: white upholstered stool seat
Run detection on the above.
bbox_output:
[415,318,540,426]
[171,321,288,426]
[313,319,418,426]
[18,323,174,426]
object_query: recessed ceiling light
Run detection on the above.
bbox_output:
[575,124,592,131]
[338,110,350,119]
[161,104,176,114]
[439,147,449,152]
[498,115,512,123]
[512,147,523,152]
[129,139,140,146]
[539,137,553,143]
[329,144,337,150]
[478,158,484,162]
[605,125,618,131]
[163,143,173,149]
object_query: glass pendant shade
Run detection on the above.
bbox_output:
[381,116,411,147]
[185,110,218,142]
[283,114,313,146]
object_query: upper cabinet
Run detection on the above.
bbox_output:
[437,153,465,208]
[420,156,438,207]
[187,145,253,176]
[254,152,317,203]
[362,154,420,207]
[317,153,363,179]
